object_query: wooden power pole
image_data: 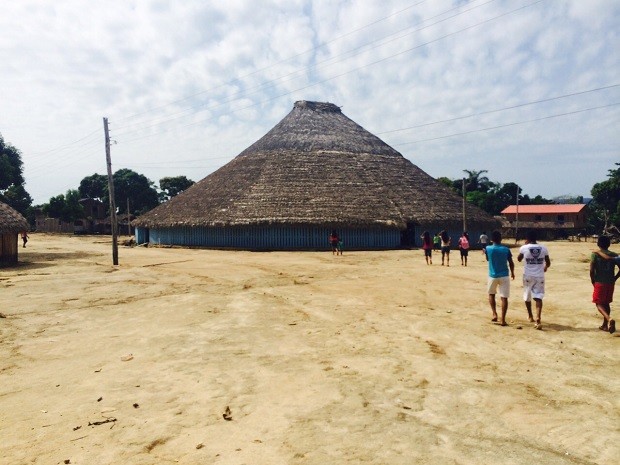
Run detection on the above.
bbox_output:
[103,117,119,265]
[462,178,467,233]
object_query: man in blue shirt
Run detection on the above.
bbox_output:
[486,230,515,326]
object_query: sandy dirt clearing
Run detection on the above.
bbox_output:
[0,233,618,465]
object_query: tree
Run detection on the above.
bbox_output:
[1,184,32,216]
[0,133,32,215]
[437,177,459,193]
[590,163,620,233]
[113,169,160,215]
[79,173,108,200]
[159,176,195,201]
[463,169,492,193]
[42,189,84,222]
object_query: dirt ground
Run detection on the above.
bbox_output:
[0,233,618,465]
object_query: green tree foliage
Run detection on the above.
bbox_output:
[75,170,161,216]
[78,173,108,200]
[445,170,554,216]
[159,176,195,201]
[463,169,493,193]
[0,133,32,215]
[590,163,620,232]
[437,177,458,192]
[113,169,159,215]
[1,184,33,215]
[42,189,84,223]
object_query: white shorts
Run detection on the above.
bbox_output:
[487,276,510,298]
[523,275,545,301]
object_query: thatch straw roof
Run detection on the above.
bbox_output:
[0,201,29,234]
[134,101,498,230]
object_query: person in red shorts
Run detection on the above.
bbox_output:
[590,235,620,334]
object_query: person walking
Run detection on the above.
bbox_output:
[440,230,451,266]
[458,232,470,266]
[590,235,619,334]
[517,230,551,330]
[486,231,515,326]
[433,232,441,252]
[420,231,433,265]
[21,231,29,248]
[478,231,489,261]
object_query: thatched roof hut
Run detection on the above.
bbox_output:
[134,101,499,249]
[0,201,29,266]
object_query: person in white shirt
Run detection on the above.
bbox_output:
[517,230,551,330]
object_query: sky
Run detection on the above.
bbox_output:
[1,0,618,205]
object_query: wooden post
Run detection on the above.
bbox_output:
[462,178,467,233]
[127,198,131,236]
[515,184,520,243]
[103,117,118,265]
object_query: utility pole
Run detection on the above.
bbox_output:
[127,198,131,236]
[462,178,467,232]
[103,117,118,265]
[515,184,520,243]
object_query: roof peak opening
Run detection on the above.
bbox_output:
[294,100,341,113]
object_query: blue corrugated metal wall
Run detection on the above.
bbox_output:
[136,225,401,250]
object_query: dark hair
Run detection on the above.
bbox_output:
[440,230,449,242]
[422,231,431,246]
[597,235,611,249]
[462,232,469,239]
[526,229,537,242]
[491,230,502,243]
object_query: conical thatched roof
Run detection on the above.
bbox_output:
[134,101,497,230]
[0,201,28,234]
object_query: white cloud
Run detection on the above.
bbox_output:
[0,0,618,204]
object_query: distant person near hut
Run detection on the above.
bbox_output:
[517,230,551,330]
[478,231,489,261]
[458,232,470,266]
[433,232,441,251]
[440,230,451,266]
[486,231,515,326]
[421,231,433,265]
[21,231,29,248]
[329,231,341,256]
[589,235,619,334]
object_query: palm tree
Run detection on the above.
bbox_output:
[463,169,491,193]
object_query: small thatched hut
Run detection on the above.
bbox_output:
[0,201,29,266]
[134,101,499,249]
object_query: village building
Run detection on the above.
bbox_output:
[500,204,588,239]
[0,201,29,266]
[133,101,499,250]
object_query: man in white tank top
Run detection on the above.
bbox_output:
[517,230,551,330]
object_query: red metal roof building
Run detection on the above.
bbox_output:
[500,204,588,239]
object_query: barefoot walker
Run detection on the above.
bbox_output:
[486,231,515,326]
[517,230,550,330]
[590,235,619,334]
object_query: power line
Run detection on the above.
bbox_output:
[393,103,620,146]
[378,84,620,135]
